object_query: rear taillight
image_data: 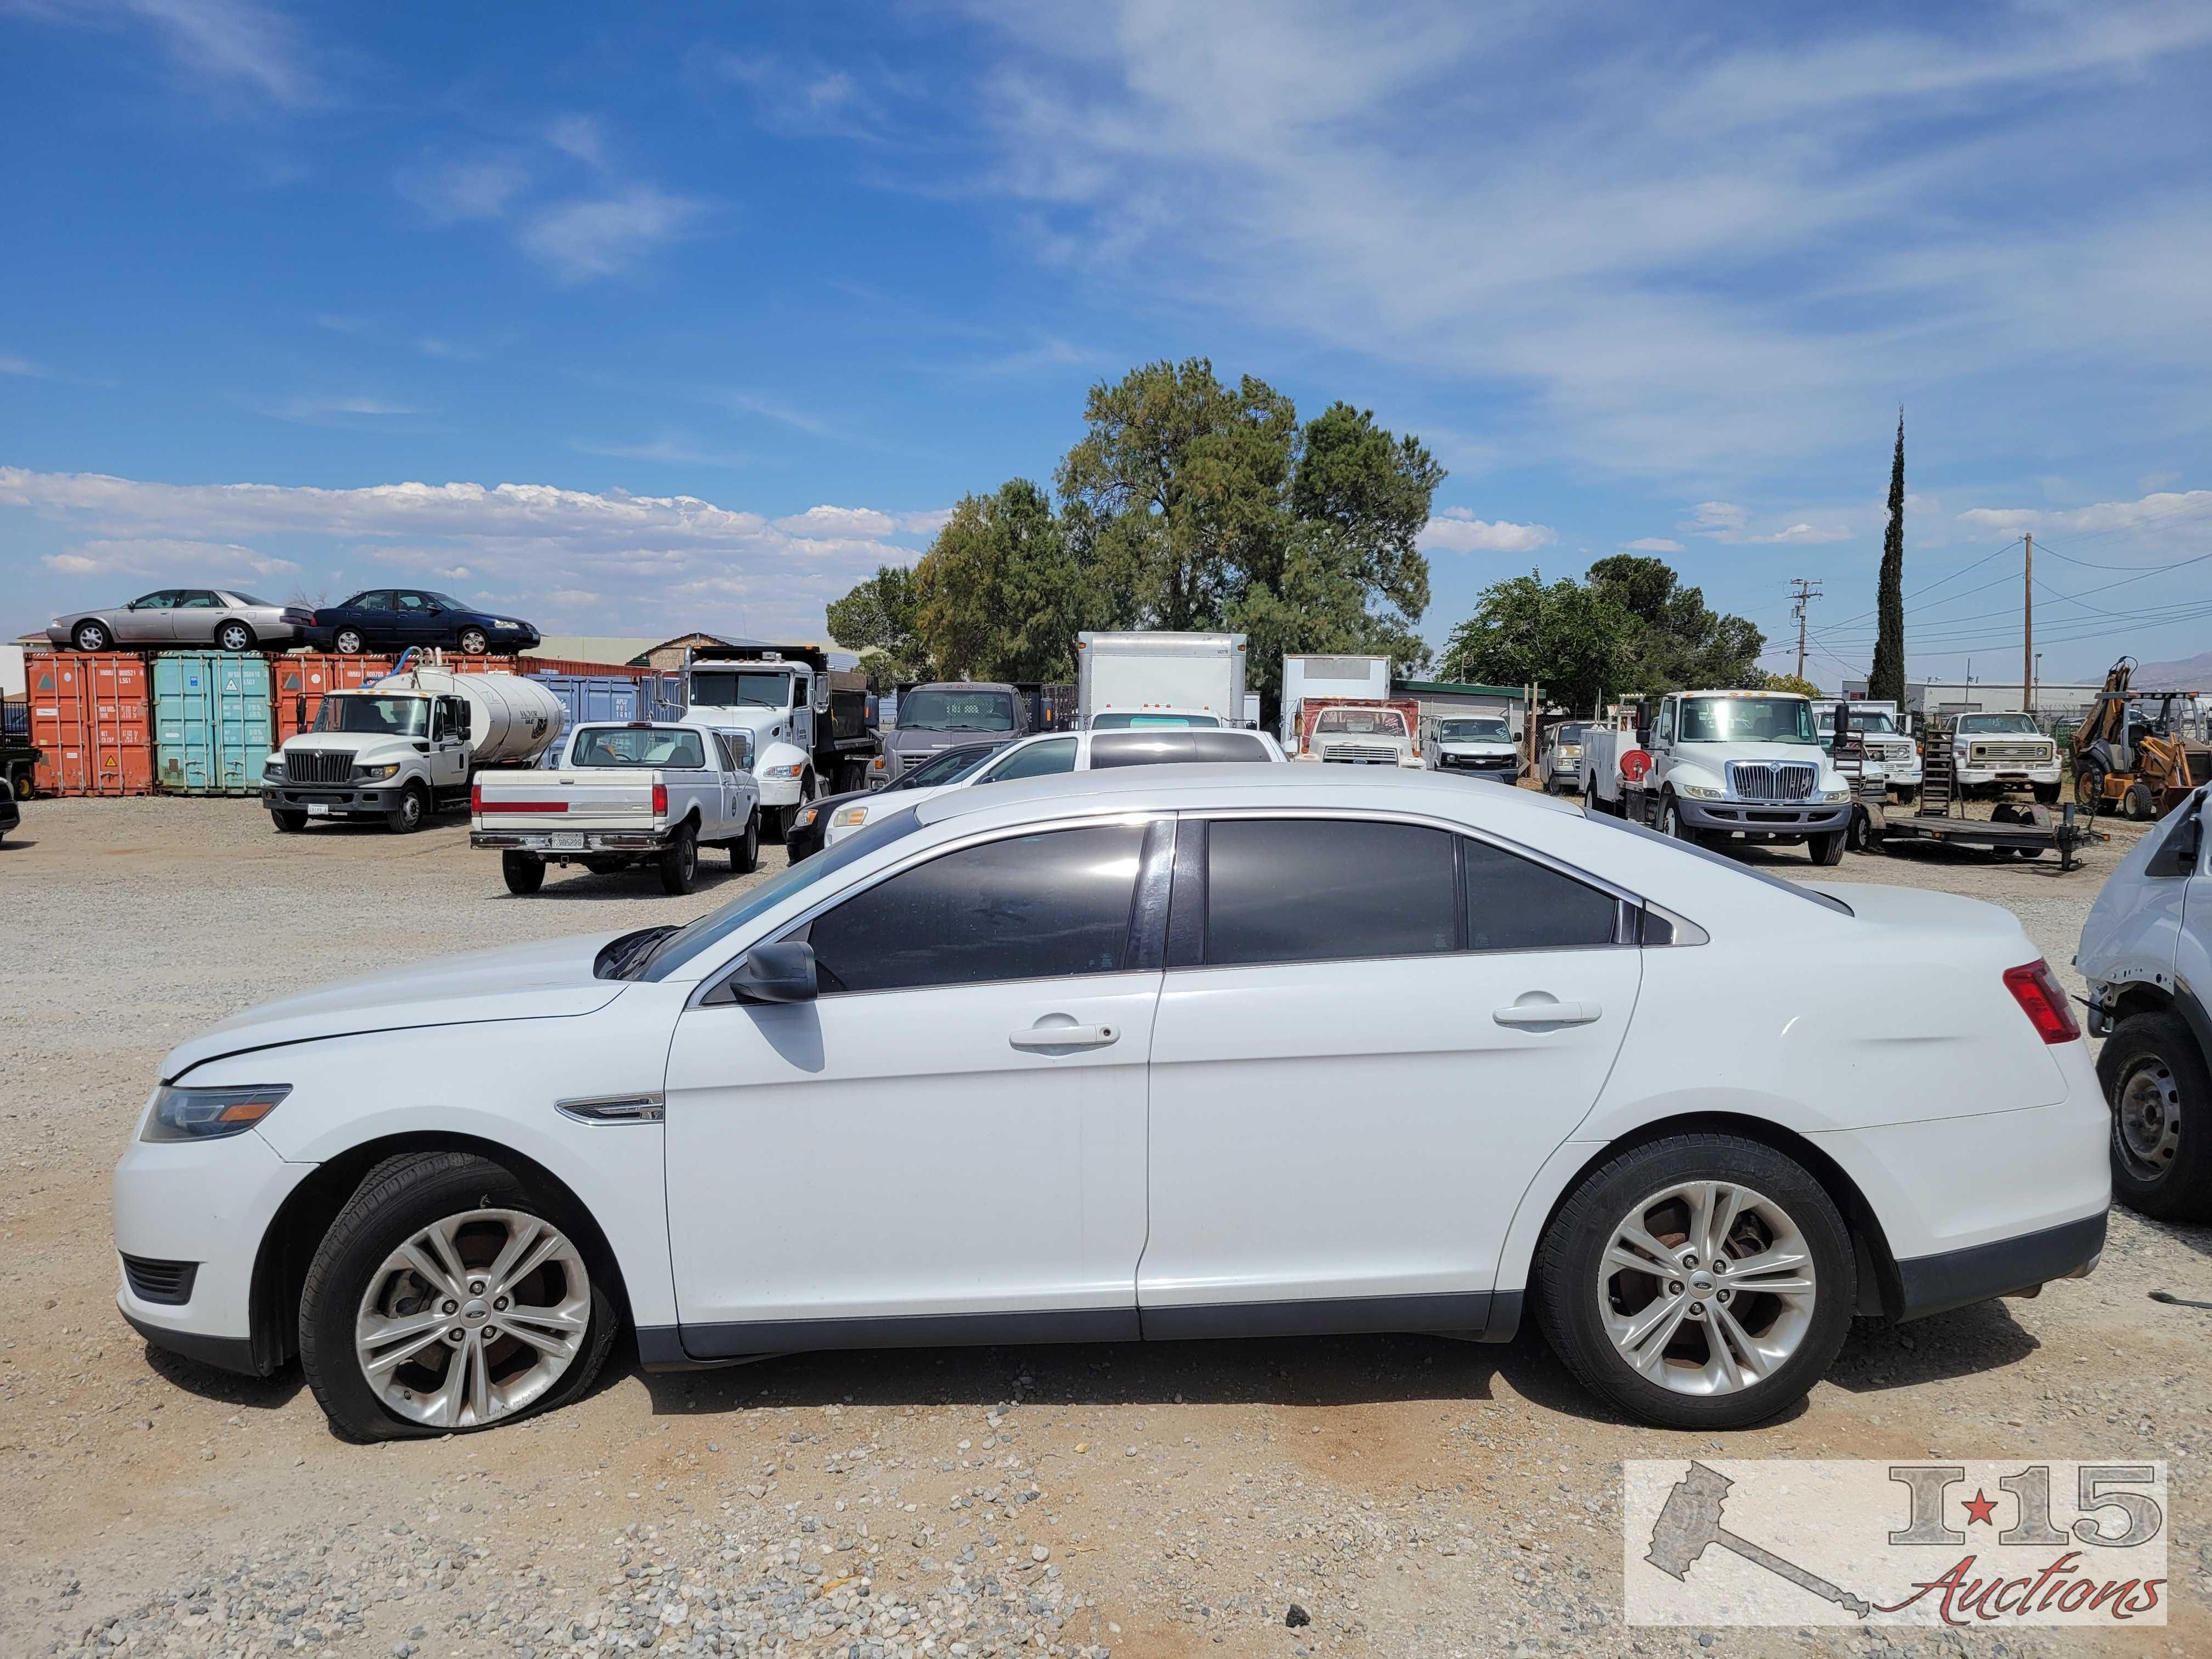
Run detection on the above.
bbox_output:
[652,781,668,817]
[2003,960,2081,1044]
[470,781,482,813]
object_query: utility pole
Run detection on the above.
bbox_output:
[2021,532,2034,718]
[1789,577,1823,681]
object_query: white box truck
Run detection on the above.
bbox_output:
[1076,631,1248,729]
[1279,653,1392,747]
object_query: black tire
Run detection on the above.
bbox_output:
[658,823,698,895]
[388,783,426,834]
[72,619,112,652]
[298,1151,618,1442]
[334,627,366,656]
[2075,764,2106,813]
[2125,781,2157,821]
[502,851,545,894]
[1535,1133,1855,1430]
[1846,810,1876,854]
[2098,1011,2212,1222]
[1893,785,1918,805]
[271,808,309,832]
[731,810,760,873]
[457,627,490,656]
[1808,828,1846,866]
[215,620,256,653]
[2032,781,2060,805]
[1658,794,1700,847]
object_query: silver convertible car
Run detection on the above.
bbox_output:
[47,588,314,654]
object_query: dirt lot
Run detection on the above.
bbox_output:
[2,794,2207,1658]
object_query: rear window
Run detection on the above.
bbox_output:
[1089,732,1272,768]
[571,727,707,769]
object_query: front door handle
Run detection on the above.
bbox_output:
[1493,999,1602,1029]
[1010,1021,1119,1051]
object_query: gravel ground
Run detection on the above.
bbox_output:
[2,793,2208,1658]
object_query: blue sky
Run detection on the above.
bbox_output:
[5,1,2211,688]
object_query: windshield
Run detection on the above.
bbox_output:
[1678,696,1819,745]
[1821,709,1899,736]
[893,745,1003,790]
[1313,709,1407,736]
[312,695,427,736]
[1088,711,1222,729]
[569,727,707,768]
[689,669,792,710]
[1957,714,2039,734]
[1550,724,1588,745]
[899,689,1017,732]
[1440,718,1511,743]
[640,806,927,979]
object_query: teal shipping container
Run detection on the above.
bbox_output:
[154,652,273,795]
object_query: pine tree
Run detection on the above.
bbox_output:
[1869,411,1907,704]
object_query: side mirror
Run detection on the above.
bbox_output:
[711,941,817,1005]
[454,704,472,737]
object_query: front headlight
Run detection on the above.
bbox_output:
[1821,786,1851,801]
[355,762,402,781]
[791,805,820,829]
[1677,783,1723,800]
[262,756,283,777]
[830,805,870,829]
[494,620,521,629]
[764,763,805,781]
[143,1084,291,1143]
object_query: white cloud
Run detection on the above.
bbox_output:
[2,352,47,377]
[261,395,421,423]
[545,113,611,172]
[717,389,835,437]
[1621,537,1684,553]
[1748,522,1851,545]
[1679,501,1847,544]
[1685,501,1748,533]
[33,0,323,109]
[1959,488,2212,539]
[399,158,529,225]
[520,186,706,282]
[1415,510,1555,555]
[2,466,938,639]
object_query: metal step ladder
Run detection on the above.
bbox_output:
[1916,717,1955,817]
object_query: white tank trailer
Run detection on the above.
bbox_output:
[369,667,567,767]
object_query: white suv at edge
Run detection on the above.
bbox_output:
[113,765,2107,1440]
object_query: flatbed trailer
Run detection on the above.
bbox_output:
[1837,722,2101,870]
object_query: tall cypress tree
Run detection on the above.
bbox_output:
[1869,410,1907,703]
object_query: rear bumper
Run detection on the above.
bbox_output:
[472,827,672,853]
[1892,1211,2106,1321]
[262,783,405,817]
[1678,799,1851,835]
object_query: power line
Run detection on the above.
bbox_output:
[1787,577,1822,680]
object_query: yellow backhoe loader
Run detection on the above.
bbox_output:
[2071,657,2212,820]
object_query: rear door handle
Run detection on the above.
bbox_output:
[1009,1022,1119,1051]
[1493,1001,1602,1028]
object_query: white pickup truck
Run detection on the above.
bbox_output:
[1952,712,2063,801]
[1582,688,1855,865]
[470,722,760,896]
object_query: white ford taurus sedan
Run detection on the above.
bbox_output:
[113,766,2108,1440]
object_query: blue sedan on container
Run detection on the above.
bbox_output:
[305,588,541,656]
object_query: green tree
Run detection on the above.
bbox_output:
[1438,571,1628,713]
[1586,554,1766,690]
[1869,411,1907,704]
[825,563,931,688]
[912,479,1089,682]
[1761,672,1823,698]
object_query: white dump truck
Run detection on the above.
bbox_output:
[1279,653,1391,747]
[260,665,566,834]
[677,643,880,840]
[1077,631,1248,728]
[472,720,761,896]
[1582,688,1855,865]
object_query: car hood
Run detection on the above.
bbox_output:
[161,933,628,1081]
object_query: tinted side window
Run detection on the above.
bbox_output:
[983,737,1078,782]
[353,590,394,612]
[1090,731,1270,768]
[1205,819,1455,965]
[806,823,1146,994]
[1462,838,1619,950]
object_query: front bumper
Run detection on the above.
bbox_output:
[262,783,406,818]
[1676,798,1853,836]
[1960,765,2063,786]
[1440,752,1519,778]
[472,827,672,853]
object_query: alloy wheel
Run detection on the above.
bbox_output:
[354,1208,591,1430]
[2116,1060,2183,1181]
[1597,1179,1817,1396]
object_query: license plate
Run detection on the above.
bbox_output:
[550,832,585,850]
[306,803,330,817]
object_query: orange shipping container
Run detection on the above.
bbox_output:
[28,653,154,796]
[270,654,394,743]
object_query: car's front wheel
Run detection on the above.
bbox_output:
[298,1151,616,1441]
[1536,1134,1854,1430]
[72,620,112,652]
[271,808,308,832]
[2098,1012,2212,1222]
[1658,795,1699,847]
[1808,828,1847,866]
[457,627,490,656]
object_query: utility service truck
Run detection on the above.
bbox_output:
[1077,631,1247,729]
[472,720,760,896]
[261,664,566,834]
[1582,688,1855,865]
[677,643,879,840]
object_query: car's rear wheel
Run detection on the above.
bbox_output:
[502,851,546,894]
[299,1152,616,1441]
[731,810,759,873]
[334,627,366,656]
[72,620,112,652]
[1536,1134,1854,1430]
[658,823,698,895]
[457,627,490,656]
[271,808,309,832]
[216,620,256,653]
[2098,1012,2212,1221]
